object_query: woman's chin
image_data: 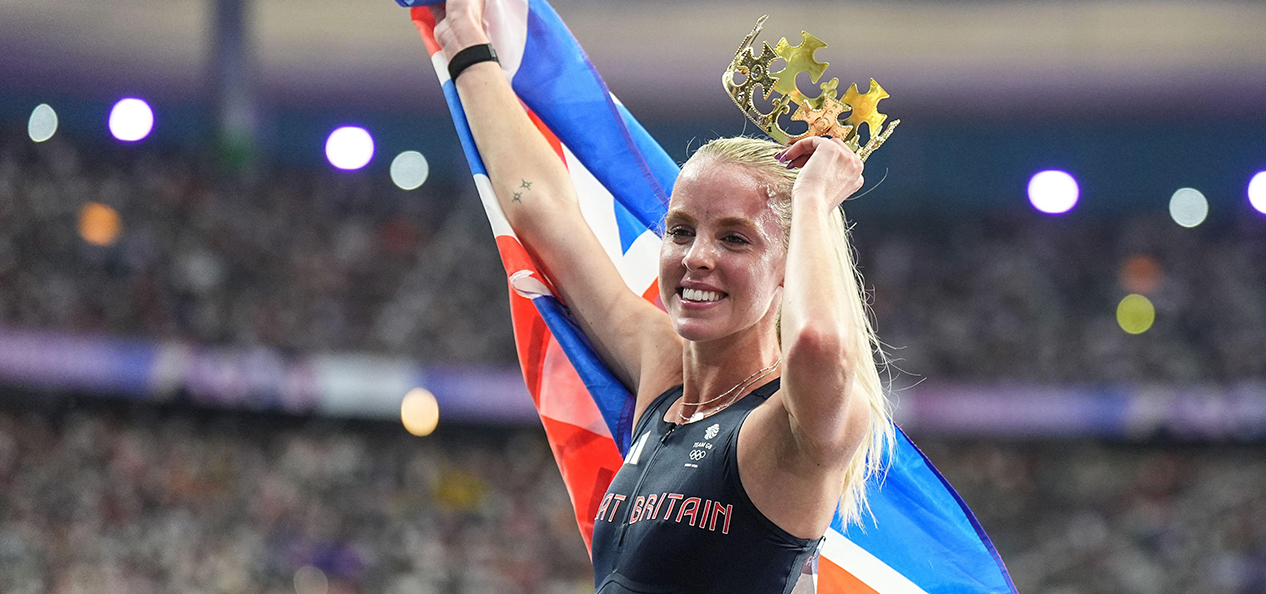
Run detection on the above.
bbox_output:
[672,319,726,343]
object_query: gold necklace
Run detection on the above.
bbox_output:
[676,358,781,424]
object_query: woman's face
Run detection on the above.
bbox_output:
[659,159,787,343]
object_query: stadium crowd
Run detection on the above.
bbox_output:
[0,404,594,594]
[0,403,1262,594]
[4,129,1265,383]
[2,128,1264,384]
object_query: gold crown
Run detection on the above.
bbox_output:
[723,15,900,162]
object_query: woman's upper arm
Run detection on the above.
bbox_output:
[518,199,683,400]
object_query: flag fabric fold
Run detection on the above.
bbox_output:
[399,1,1016,591]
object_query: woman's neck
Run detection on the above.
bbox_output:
[680,322,783,407]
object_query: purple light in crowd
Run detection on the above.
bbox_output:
[1028,170,1079,214]
[1249,171,1266,215]
[325,126,375,170]
[108,98,154,142]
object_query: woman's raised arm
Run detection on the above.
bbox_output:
[430,1,682,403]
[775,136,872,461]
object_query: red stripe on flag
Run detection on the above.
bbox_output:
[493,235,555,292]
[508,291,548,401]
[818,556,882,594]
[540,415,623,553]
[409,7,442,56]
[641,280,663,310]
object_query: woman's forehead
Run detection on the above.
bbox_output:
[670,160,776,219]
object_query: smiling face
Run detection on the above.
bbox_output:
[659,158,788,343]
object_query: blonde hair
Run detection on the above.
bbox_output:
[685,136,894,528]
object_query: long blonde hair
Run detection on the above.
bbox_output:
[685,136,894,528]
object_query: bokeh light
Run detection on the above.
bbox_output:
[108,98,154,142]
[1027,170,1079,214]
[78,202,123,247]
[1119,254,1161,295]
[1168,187,1208,228]
[390,151,430,190]
[401,387,439,437]
[293,566,328,594]
[27,104,58,142]
[325,126,374,170]
[1117,294,1155,335]
[1249,172,1266,215]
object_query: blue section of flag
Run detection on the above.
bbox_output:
[440,80,489,177]
[833,428,1018,592]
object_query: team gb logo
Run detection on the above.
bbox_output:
[705,424,720,440]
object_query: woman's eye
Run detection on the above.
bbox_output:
[723,234,749,245]
[668,227,693,239]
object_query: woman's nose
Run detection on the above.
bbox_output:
[682,237,717,271]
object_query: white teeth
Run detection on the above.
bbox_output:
[681,288,722,302]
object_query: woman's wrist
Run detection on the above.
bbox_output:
[446,19,490,48]
[791,188,838,215]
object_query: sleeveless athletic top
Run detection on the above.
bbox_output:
[591,378,819,594]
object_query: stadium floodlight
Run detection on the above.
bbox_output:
[108,98,154,142]
[390,151,430,190]
[28,104,58,142]
[1250,172,1266,215]
[1028,170,1079,214]
[325,126,375,170]
[1168,188,1208,228]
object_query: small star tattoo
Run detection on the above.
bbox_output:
[520,180,532,190]
[512,192,522,202]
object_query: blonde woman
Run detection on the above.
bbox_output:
[431,2,893,592]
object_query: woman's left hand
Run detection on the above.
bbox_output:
[777,136,864,211]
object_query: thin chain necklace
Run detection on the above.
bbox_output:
[676,357,781,424]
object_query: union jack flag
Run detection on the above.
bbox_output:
[400,1,1016,591]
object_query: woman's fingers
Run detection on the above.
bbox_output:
[428,5,445,21]
[777,136,822,166]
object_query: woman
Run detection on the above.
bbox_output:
[431,2,893,592]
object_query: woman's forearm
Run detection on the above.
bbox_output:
[781,198,856,360]
[447,48,579,234]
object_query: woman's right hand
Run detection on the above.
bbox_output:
[429,0,491,53]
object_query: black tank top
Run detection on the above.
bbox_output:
[591,378,819,594]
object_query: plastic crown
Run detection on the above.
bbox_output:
[723,16,900,162]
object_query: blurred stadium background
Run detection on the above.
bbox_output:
[1,0,1265,592]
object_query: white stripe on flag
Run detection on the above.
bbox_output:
[618,230,661,295]
[431,51,452,86]
[820,528,930,594]
[474,173,517,240]
[486,0,529,80]
[561,145,661,295]
[563,144,625,271]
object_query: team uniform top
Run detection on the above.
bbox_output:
[591,379,819,594]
